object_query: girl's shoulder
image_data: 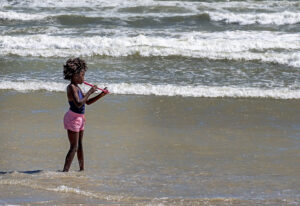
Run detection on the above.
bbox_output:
[67,83,77,90]
[67,83,79,94]
[67,84,79,100]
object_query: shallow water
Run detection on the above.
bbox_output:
[0,91,300,205]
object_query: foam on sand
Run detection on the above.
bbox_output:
[0,179,124,201]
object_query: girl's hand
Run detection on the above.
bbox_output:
[88,85,98,94]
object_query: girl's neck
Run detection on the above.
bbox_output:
[71,80,78,86]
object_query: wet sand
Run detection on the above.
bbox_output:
[0,91,300,205]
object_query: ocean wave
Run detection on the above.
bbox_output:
[1,0,300,27]
[0,11,209,24]
[1,9,300,26]
[1,81,300,99]
[0,32,299,67]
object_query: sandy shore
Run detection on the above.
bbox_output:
[0,91,300,205]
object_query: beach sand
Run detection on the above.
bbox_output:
[0,91,300,205]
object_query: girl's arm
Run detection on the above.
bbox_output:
[68,84,96,108]
[86,87,108,105]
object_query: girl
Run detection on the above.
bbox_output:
[63,58,107,172]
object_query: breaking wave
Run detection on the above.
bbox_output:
[1,80,300,99]
[1,10,300,26]
[1,32,299,67]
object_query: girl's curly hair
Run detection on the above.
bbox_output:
[63,58,88,80]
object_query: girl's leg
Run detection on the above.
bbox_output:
[77,130,84,171]
[63,130,79,172]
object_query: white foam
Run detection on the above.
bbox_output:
[50,185,122,201]
[202,1,300,13]
[0,11,47,21]
[0,0,177,8]
[209,11,300,25]
[0,32,299,67]
[0,81,67,92]
[109,83,300,99]
[51,185,99,198]
[0,179,124,201]
[1,80,300,99]
[1,0,298,10]
[0,11,190,21]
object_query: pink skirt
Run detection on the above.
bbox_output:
[63,110,86,132]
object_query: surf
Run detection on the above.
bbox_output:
[1,80,300,99]
[1,32,299,67]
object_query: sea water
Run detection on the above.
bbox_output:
[0,0,300,96]
[0,0,300,205]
